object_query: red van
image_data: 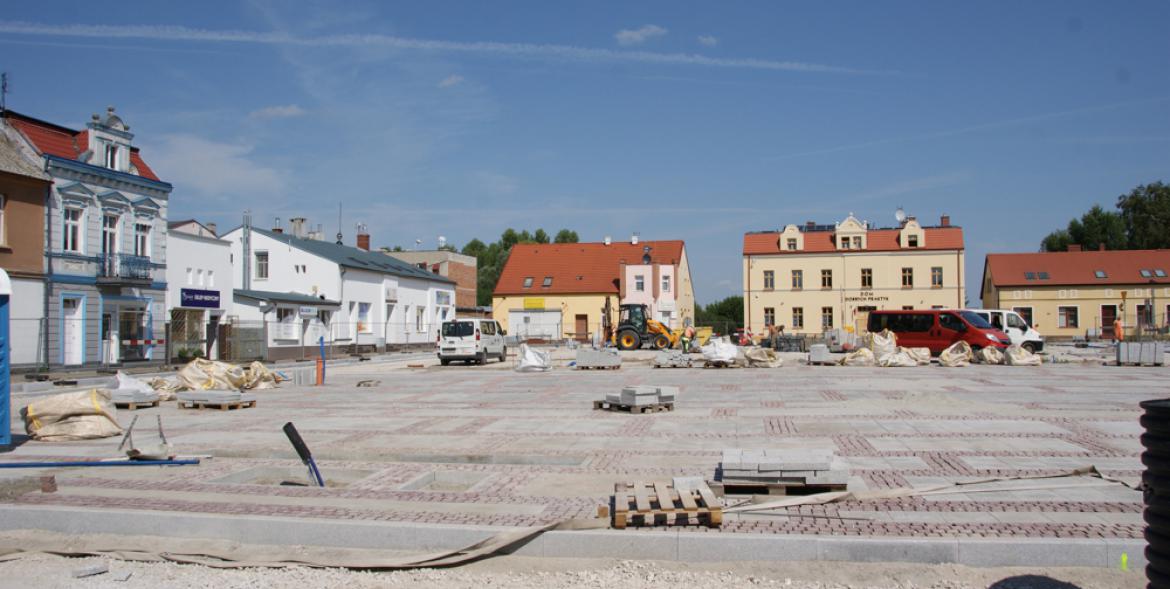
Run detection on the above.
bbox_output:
[866,309,1011,355]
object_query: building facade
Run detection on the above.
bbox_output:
[743,214,965,336]
[0,121,52,366]
[492,238,696,341]
[165,220,234,360]
[3,108,172,367]
[981,247,1170,340]
[383,249,479,313]
[220,223,456,359]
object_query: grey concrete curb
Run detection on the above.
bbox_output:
[0,505,1146,569]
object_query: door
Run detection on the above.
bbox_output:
[1101,305,1118,339]
[574,314,589,342]
[62,297,83,365]
[206,314,221,359]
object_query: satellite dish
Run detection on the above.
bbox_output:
[895,207,906,223]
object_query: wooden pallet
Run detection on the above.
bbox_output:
[613,481,722,529]
[179,399,257,411]
[593,400,674,413]
[575,365,621,370]
[115,400,160,410]
[709,480,846,497]
[703,361,736,369]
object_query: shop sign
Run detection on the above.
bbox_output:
[523,297,545,310]
[298,306,317,318]
[180,288,220,309]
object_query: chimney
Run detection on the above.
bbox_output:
[940,215,950,227]
[805,221,815,230]
[206,222,217,236]
[290,217,307,238]
[272,217,283,234]
[357,233,370,251]
[631,233,640,245]
[1068,244,1083,252]
[604,236,612,246]
[272,227,283,234]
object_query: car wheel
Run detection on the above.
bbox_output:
[499,346,507,362]
[478,352,487,365]
[440,359,450,366]
[1022,342,1036,354]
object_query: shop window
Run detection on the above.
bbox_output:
[1058,306,1079,328]
[255,251,269,280]
[861,268,872,288]
[792,307,804,329]
[821,269,832,289]
[821,306,834,329]
[931,267,943,288]
[763,270,774,290]
[792,270,803,290]
[764,307,775,326]
[63,208,83,253]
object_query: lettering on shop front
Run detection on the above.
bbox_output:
[844,291,889,303]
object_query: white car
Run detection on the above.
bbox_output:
[437,319,507,365]
[967,308,1044,353]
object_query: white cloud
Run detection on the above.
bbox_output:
[147,134,284,198]
[615,24,667,46]
[249,104,306,119]
[0,21,892,75]
[438,74,464,88]
[697,35,718,47]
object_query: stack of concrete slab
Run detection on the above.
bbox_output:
[653,351,693,368]
[807,344,834,365]
[575,347,621,370]
[110,389,160,409]
[603,385,678,406]
[177,391,257,410]
[719,449,848,487]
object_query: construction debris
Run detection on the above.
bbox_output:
[939,341,973,367]
[716,449,848,495]
[21,390,122,442]
[574,347,621,370]
[742,347,783,368]
[653,350,693,368]
[1005,344,1043,366]
[841,347,875,366]
[356,379,382,387]
[612,480,722,529]
[514,344,552,372]
[175,359,280,392]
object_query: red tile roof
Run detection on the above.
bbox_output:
[494,240,686,296]
[3,111,161,182]
[743,226,964,255]
[984,250,1170,287]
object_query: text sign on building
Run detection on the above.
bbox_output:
[180,288,221,309]
[844,291,890,303]
[298,306,317,318]
[436,291,452,306]
[523,297,545,310]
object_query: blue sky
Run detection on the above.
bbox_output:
[2,1,1168,305]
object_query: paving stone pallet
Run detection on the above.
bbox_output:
[575,365,621,371]
[179,399,257,411]
[703,360,737,369]
[612,480,722,529]
[708,480,847,496]
[593,400,674,414]
[114,400,161,411]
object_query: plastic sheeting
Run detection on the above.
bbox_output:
[743,347,783,368]
[175,359,280,391]
[701,338,738,364]
[975,347,1005,365]
[867,330,898,358]
[1006,344,1043,366]
[939,341,973,367]
[841,347,875,366]
[21,389,122,442]
[514,344,552,372]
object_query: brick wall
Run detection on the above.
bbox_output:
[447,260,478,308]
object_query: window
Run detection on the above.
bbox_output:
[902,306,914,310]
[102,214,119,255]
[62,208,84,252]
[1012,307,1034,327]
[255,251,269,279]
[1037,271,1050,280]
[542,276,553,287]
[764,307,775,327]
[207,270,215,288]
[786,238,797,251]
[197,269,204,287]
[1141,270,1153,278]
[662,275,671,292]
[939,313,964,332]
[105,144,118,169]
[358,302,371,333]
[853,236,862,249]
[0,194,6,244]
[792,270,803,290]
[821,269,832,289]
[1157,270,1168,278]
[1058,306,1079,328]
[901,267,913,288]
[861,268,872,288]
[1007,313,1028,330]
[186,267,193,285]
[821,306,834,329]
[481,321,495,335]
[134,223,150,258]
[1094,270,1107,278]
[522,277,534,288]
[839,236,849,250]
[416,306,425,332]
[635,275,645,291]
[907,235,919,247]
[1024,272,1036,280]
[931,267,943,288]
[1138,304,1154,327]
[792,307,804,329]
[763,270,775,290]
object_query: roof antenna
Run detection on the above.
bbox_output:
[335,202,343,245]
[1,72,9,113]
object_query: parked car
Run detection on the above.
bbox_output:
[437,319,507,365]
[866,309,1010,355]
[966,308,1044,353]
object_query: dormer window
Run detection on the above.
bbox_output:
[542,276,553,287]
[105,144,119,169]
[786,238,797,251]
[522,277,534,288]
[907,235,919,247]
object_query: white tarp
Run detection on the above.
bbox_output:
[868,330,898,358]
[22,389,122,441]
[743,347,783,368]
[515,344,552,372]
[975,347,1005,365]
[701,338,738,364]
[939,341,973,367]
[1005,344,1043,366]
[842,347,875,366]
[115,371,154,393]
[904,347,932,366]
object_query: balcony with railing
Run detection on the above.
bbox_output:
[96,254,154,285]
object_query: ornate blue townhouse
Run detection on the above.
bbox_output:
[2,107,172,367]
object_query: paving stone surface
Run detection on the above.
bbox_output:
[1,356,1163,541]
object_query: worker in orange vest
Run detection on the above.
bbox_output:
[1113,317,1125,342]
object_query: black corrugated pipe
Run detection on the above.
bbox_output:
[1141,398,1170,587]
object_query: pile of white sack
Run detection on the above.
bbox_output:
[22,389,122,441]
[939,341,973,367]
[742,347,783,368]
[840,330,929,367]
[700,337,739,365]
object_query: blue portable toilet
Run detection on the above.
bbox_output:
[0,268,10,447]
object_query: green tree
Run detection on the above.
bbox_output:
[554,229,580,244]
[461,228,581,306]
[1117,181,1170,249]
[533,229,550,244]
[1040,229,1072,252]
[695,296,744,331]
[1040,205,1126,251]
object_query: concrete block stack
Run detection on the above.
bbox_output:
[603,385,679,407]
[719,449,848,487]
[653,350,693,368]
[807,344,833,365]
[575,347,622,369]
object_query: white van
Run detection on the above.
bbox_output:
[967,309,1044,353]
[437,318,507,365]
